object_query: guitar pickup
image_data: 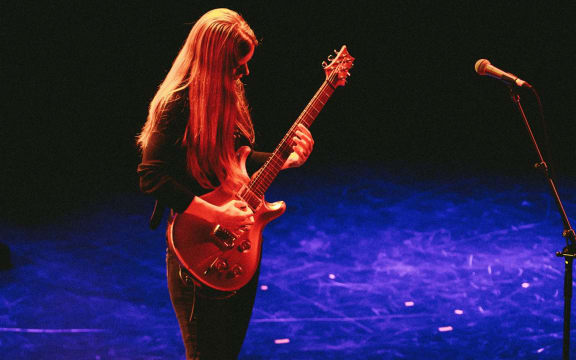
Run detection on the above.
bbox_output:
[237,185,262,211]
[212,225,236,249]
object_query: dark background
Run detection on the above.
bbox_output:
[2,1,575,223]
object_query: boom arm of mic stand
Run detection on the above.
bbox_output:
[507,86,576,360]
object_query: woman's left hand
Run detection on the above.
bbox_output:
[282,124,314,169]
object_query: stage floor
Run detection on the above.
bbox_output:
[1,166,575,359]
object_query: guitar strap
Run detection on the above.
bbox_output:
[149,199,165,230]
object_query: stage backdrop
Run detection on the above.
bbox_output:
[2,1,575,222]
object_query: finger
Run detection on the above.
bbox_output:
[292,137,303,148]
[240,224,254,234]
[296,123,310,134]
[292,141,308,159]
[296,125,313,142]
[293,133,313,153]
[234,200,249,210]
[236,207,254,218]
[239,224,251,232]
[293,137,311,153]
[294,146,306,159]
[294,130,312,143]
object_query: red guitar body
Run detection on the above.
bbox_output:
[167,148,286,292]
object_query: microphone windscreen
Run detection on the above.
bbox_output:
[475,59,490,75]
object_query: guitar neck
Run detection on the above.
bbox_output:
[248,80,336,199]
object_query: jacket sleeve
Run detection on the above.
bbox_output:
[137,113,204,214]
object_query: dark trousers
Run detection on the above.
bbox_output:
[166,248,259,360]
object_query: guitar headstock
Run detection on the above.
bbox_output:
[322,45,355,88]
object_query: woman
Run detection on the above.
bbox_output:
[137,8,314,359]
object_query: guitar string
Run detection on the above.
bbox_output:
[249,65,342,197]
[245,63,344,201]
[250,82,332,196]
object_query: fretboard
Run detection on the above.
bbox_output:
[241,80,336,209]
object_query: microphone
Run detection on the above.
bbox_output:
[475,59,532,88]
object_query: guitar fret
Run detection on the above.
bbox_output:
[248,71,342,197]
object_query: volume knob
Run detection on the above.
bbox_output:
[238,240,251,252]
[230,264,243,277]
[214,258,228,272]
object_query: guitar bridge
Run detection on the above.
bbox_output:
[212,225,236,249]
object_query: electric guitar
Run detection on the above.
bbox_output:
[168,45,355,292]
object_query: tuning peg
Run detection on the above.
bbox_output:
[334,49,338,54]
[321,61,328,68]
[327,54,335,61]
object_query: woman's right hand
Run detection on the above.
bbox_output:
[214,200,254,233]
[185,197,254,234]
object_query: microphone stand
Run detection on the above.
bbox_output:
[507,85,576,360]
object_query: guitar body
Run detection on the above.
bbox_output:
[167,46,354,292]
[167,147,286,292]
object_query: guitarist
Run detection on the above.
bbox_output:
[137,8,314,360]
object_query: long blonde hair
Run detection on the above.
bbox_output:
[138,8,258,189]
